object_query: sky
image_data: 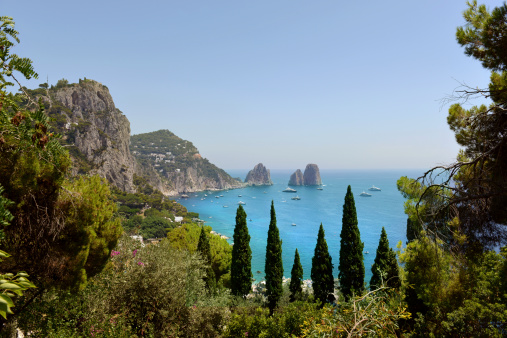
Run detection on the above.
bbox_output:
[4,0,502,170]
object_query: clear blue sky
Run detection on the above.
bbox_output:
[4,1,501,170]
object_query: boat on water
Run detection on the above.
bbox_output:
[317,187,323,190]
[368,185,381,191]
[238,201,246,205]
[360,191,372,197]
[283,187,297,193]
[291,223,297,226]
[291,195,301,200]
[215,196,220,198]
[223,205,228,208]
[238,195,242,197]
[181,194,189,198]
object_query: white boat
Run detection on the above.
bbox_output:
[291,223,297,226]
[238,201,246,205]
[360,191,372,197]
[223,205,228,208]
[291,195,301,200]
[317,187,323,190]
[283,187,297,193]
[238,195,242,197]
[215,196,220,198]
[368,185,381,191]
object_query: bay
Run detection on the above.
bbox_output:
[177,169,421,284]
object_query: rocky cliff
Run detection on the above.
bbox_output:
[303,164,322,185]
[131,130,244,195]
[288,169,304,186]
[288,164,322,186]
[26,79,242,195]
[245,163,273,186]
[32,79,137,192]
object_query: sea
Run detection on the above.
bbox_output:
[176,169,422,284]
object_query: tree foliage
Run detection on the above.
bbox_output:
[338,186,364,301]
[167,223,231,288]
[0,16,121,293]
[230,205,252,297]
[369,227,400,291]
[289,249,303,302]
[311,224,335,305]
[197,225,216,292]
[265,201,283,313]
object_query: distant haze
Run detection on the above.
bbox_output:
[5,0,500,170]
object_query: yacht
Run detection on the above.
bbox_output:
[223,205,228,208]
[317,187,323,190]
[360,191,372,197]
[238,201,246,205]
[283,187,297,193]
[291,223,297,226]
[291,195,301,200]
[368,185,381,191]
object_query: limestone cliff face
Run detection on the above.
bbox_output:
[29,80,242,196]
[303,164,322,185]
[46,80,137,193]
[163,163,244,194]
[288,169,304,186]
[130,130,244,195]
[245,163,273,186]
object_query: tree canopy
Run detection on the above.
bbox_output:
[265,201,283,313]
[338,186,364,301]
[311,224,335,305]
[230,205,252,297]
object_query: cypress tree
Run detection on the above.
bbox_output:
[197,226,216,292]
[230,205,252,297]
[311,224,335,305]
[265,201,283,313]
[289,248,303,302]
[338,185,364,301]
[370,227,400,291]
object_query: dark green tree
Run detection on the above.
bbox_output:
[230,205,252,297]
[0,16,121,293]
[197,226,216,292]
[338,186,364,301]
[311,224,335,305]
[369,227,400,291]
[289,248,303,302]
[265,201,283,313]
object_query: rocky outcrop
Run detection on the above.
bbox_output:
[289,169,304,186]
[28,79,243,196]
[130,130,244,195]
[303,164,322,185]
[245,163,273,186]
[163,164,243,194]
[288,164,322,186]
[45,80,137,193]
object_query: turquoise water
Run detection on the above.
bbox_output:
[177,169,420,284]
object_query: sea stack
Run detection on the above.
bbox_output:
[245,163,273,186]
[303,164,322,185]
[288,169,304,186]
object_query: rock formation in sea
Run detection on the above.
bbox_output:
[245,163,273,186]
[288,169,305,186]
[303,163,322,185]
